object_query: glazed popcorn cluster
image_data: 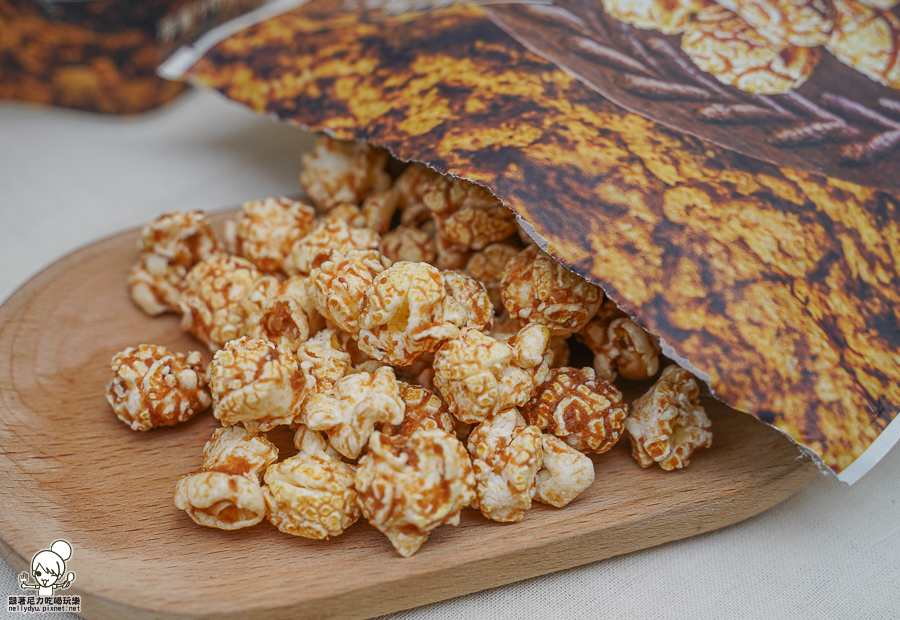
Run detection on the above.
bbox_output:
[603,0,900,93]
[107,135,713,557]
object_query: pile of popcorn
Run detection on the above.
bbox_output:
[106,136,713,557]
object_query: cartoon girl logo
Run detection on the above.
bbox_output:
[18,540,76,597]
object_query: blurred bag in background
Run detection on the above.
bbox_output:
[0,0,263,114]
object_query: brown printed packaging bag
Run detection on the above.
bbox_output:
[169,0,899,481]
[0,0,264,113]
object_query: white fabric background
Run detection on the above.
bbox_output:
[0,89,897,620]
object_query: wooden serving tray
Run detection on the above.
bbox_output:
[0,214,820,620]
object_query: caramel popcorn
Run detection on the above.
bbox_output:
[681,5,822,94]
[174,426,278,530]
[433,325,549,424]
[857,0,897,7]
[141,210,222,269]
[286,215,382,275]
[501,245,603,337]
[360,189,401,234]
[523,367,628,454]
[294,329,353,416]
[380,225,437,264]
[304,366,405,459]
[465,242,520,309]
[129,211,222,316]
[534,434,595,508]
[433,227,474,270]
[394,162,440,226]
[507,323,552,376]
[358,261,464,365]
[243,275,322,351]
[206,337,302,432]
[714,0,834,47]
[128,252,185,316]
[262,426,360,539]
[578,299,661,382]
[826,0,900,89]
[107,344,210,431]
[601,0,712,34]
[225,197,316,274]
[626,366,713,470]
[356,429,475,556]
[308,250,387,334]
[178,254,262,350]
[380,382,455,438]
[493,315,568,368]
[442,270,493,332]
[298,135,392,211]
[467,409,543,523]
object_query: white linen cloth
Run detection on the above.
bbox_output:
[0,89,897,620]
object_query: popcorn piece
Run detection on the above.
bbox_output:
[294,329,353,403]
[465,242,520,309]
[380,382,455,438]
[141,210,222,268]
[298,135,391,211]
[433,326,549,424]
[602,0,712,34]
[106,344,211,431]
[356,429,475,557]
[304,366,405,459]
[442,270,493,332]
[626,365,713,470]
[294,424,344,459]
[174,426,278,530]
[422,174,516,250]
[286,215,381,275]
[508,322,552,374]
[826,0,900,89]
[225,197,316,274]
[360,189,401,234]
[263,426,360,539]
[309,250,387,334]
[129,211,222,316]
[206,337,302,432]
[394,162,440,226]
[358,262,464,366]
[714,0,834,47]
[493,315,567,368]
[578,299,661,382]
[534,434,595,508]
[467,409,543,523]
[434,227,474,270]
[380,225,437,264]
[178,255,262,350]
[128,252,185,316]
[501,246,603,337]
[522,367,628,454]
[243,275,322,351]
[681,5,821,94]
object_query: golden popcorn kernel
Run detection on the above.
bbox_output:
[356,429,475,556]
[626,365,713,470]
[107,344,210,431]
[523,367,628,454]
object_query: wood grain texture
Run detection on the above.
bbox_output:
[0,215,820,620]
